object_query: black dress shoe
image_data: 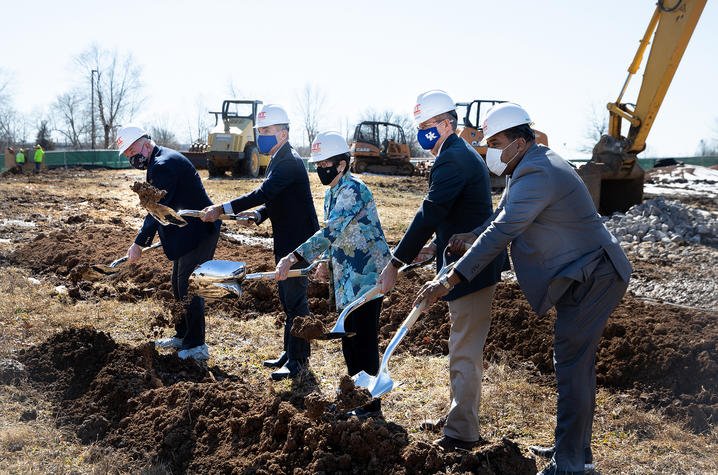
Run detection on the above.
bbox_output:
[270,359,306,381]
[263,351,287,368]
[419,416,447,432]
[345,399,382,419]
[529,445,595,473]
[432,435,482,452]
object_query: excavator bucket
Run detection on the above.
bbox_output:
[577,135,644,215]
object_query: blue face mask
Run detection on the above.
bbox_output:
[257,134,278,154]
[417,126,440,150]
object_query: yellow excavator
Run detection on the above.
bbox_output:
[577,0,707,214]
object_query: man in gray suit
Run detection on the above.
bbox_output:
[415,103,631,475]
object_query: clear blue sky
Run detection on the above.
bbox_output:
[2,0,716,158]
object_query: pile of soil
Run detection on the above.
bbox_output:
[381,278,718,433]
[130,181,166,206]
[18,329,536,474]
[290,315,328,340]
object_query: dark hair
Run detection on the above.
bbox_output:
[435,110,458,131]
[503,123,535,142]
[329,152,351,169]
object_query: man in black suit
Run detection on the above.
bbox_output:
[203,104,319,380]
[117,125,221,361]
[378,90,506,451]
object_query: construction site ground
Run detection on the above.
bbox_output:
[0,168,716,474]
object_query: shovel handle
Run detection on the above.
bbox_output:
[109,241,162,268]
[178,209,253,222]
[245,259,328,280]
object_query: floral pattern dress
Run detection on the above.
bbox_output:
[295,173,391,310]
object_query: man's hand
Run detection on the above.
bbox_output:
[313,260,329,283]
[127,243,143,264]
[448,232,478,257]
[413,243,437,263]
[275,253,297,281]
[201,205,223,222]
[414,279,449,307]
[237,210,259,227]
[378,262,399,294]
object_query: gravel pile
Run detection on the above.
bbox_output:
[604,197,718,245]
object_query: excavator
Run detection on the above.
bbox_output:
[350,121,415,175]
[577,0,707,214]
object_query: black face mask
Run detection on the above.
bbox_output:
[129,153,149,170]
[317,162,341,185]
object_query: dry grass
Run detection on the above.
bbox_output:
[1,169,717,473]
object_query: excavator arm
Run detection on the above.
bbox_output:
[578,0,706,214]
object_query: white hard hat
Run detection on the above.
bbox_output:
[308,131,350,163]
[413,90,456,124]
[116,125,148,155]
[482,103,532,141]
[254,104,290,128]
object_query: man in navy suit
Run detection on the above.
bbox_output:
[117,125,221,361]
[202,104,319,380]
[378,90,506,451]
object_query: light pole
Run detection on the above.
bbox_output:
[91,69,98,150]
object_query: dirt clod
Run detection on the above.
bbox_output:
[290,315,327,340]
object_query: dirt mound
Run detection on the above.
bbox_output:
[291,314,327,340]
[19,329,535,473]
[379,276,718,433]
[9,224,332,318]
[19,328,228,443]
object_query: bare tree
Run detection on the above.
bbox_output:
[578,103,608,154]
[186,95,212,144]
[296,83,326,146]
[150,125,181,150]
[51,90,89,149]
[76,45,143,149]
[0,69,18,148]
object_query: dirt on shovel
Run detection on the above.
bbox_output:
[290,315,328,340]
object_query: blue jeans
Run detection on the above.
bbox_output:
[171,230,220,348]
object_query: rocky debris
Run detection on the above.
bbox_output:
[0,358,27,385]
[646,164,718,198]
[604,196,718,245]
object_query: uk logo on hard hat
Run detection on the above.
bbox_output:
[414,104,422,117]
[117,137,124,147]
[258,111,266,120]
[311,142,322,154]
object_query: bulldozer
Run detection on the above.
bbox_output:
[456,99,549,189]
[576,0,707,215]
[184,100,270,178]
[350,121,414,176]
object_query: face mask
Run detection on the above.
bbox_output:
[257,134,278,154]
[128,142,151,170]
[316,162,341,185]
[485,139,519,176]
[417,126,440,150]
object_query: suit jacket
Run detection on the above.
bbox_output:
[135,146,221,261]
[227,142,319,260]
[393,133,505,301]
[454,143,632,315]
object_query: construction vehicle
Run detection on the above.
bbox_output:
[184,100,270,178]
[576,0,707,214]
[350,121,414,176]
[456,99,549,189]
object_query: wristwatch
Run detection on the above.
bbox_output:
[438,274,453,290]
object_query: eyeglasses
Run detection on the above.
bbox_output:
[419,118,447,130]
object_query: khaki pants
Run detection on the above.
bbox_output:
[444,284,496,442]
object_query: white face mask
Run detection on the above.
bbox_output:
[485,139,519,176]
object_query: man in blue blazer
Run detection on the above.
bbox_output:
[117,125,221,361]
[203,104,319,380]
[418,103,632,475]
[378,90,506,450]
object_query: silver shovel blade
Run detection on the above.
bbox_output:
[189,260,246,299]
